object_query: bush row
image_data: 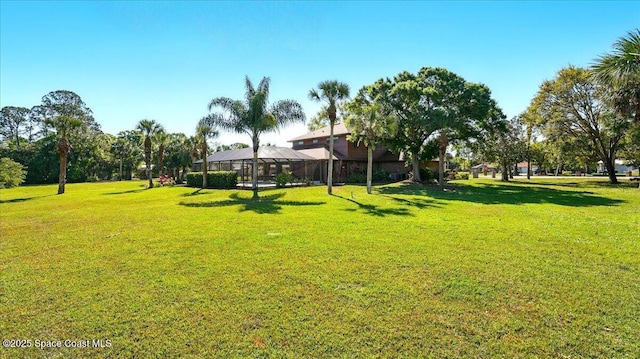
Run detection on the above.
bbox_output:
[346,168,391,183]
[186,171,237,189]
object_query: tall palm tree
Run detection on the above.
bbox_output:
[208,76,305,199]
[41,90,93,194]
[345,88,396,194]
[308,80,350,194]
[46,116,84,194]
[592,29,640,123]
[136,119,162,188]
[155,129,169,176]
[195,117,219,189]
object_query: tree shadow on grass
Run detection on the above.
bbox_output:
[332,194,414,217]
[525,180,639,190]
[178,192,326,214]
[0,194,55,204]
[377,181,625,207]
[103,185,148,195]
[180,188,207,197]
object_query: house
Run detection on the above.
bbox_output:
[471,163,497,175]
[597,160,635,174]
[287,123,408,182]
[516,161,539,175]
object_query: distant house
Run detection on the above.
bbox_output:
[471,163,497,175]
[288,123,408,182]
[516,161,539,175]
[597,160,635,174]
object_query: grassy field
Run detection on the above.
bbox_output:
[1,178,638,358]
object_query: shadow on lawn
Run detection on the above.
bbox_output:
[0,194,55,204]
[178,192,326,214]
[377,181,625,207]
[103,186,147,195]
[332,194,421,217]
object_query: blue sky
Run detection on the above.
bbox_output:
[1,1,638,146]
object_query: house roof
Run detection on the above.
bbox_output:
[288,123,350,142]
[296,148,339,160]
[194,146,316,164]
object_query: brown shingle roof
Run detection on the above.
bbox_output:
[288,123,350,142]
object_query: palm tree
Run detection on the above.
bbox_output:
[40,90,93,194]
[308,80,350,194]
[136,119,162,188]
[592,29,640,123]
[155,129,169,176]
[345,88,396,194]
[46,116,84,194]
[195,117,219,189]
[208,76,305,199]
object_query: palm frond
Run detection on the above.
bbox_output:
[270,100,306,130]
[257,76,271,99]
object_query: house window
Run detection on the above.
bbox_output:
[312,139,318,144]
[297,141,304,145]
[326,136,339,142]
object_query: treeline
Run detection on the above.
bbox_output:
[1,29,637,191]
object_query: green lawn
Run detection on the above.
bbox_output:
[1,178,638,358]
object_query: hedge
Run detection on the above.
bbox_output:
[186,171,237,189]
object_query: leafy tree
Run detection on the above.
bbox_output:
[208,76,305,198]
[41,90,93,194]
[215,142,249,152]
[136,119,163,188]
[345,86,396,194]
[195,117,219,188]
[309,80,350,194]
[307,106,330,131]
[112,130,143,180]
[369,68,505,186]
[28,105,49,140]
[165,133,193,183]
[476,117,527,181]
[0,106,30,147]
[0,157,26,188]
[527,66,627,184]
[365,74,434,182]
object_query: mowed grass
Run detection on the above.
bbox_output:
[1,178,638,358]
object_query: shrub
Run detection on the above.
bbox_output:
[372,168,390,181]
[419,168,435,183]
[158,175,174,186]
[275,171,293,188]
[455,172,470,180]
[347,172,367,183]
[0,157,26,188]
[186,171,237,189]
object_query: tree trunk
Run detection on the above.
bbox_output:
[327,121,335,194]
[158,144,164,176]
[202,143,208,189]
[604,158,618,184]
[252,142,259,199]
[57,136,71,194]
[366,146,373,194]
[58,153,67,194]
[411,152,421,182]
[438,132,447,190]
[145,137,153,188]
[501,161,509,182]
[526,136,531,180]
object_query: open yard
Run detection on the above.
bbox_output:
[1,178,638,358]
